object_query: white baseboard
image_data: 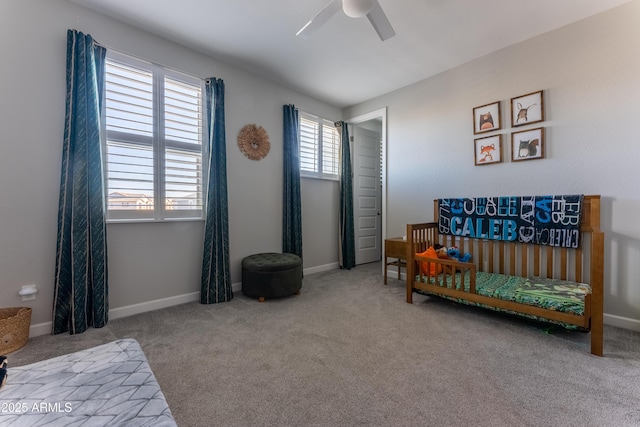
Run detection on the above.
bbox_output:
[604,313,640,332]
[304,262,339,275]
[231,282,242,293]
[29,322,53,337]
[29,286,243,338]
[29,265,339,338]
[108,291,200,320]
[28,292,196,337]
[31,265,637,338]
[385,267,406,283]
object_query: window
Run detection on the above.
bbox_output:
[299,112,340,180]
[104,51,205,221]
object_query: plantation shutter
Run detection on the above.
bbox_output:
[105,60,155,215]
[298,112,339,179]
[300,116,319,173]
[322,120,340,177]
[104,52,204,220]
[163,77,204,215]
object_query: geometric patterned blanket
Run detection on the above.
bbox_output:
[0,339,176,426]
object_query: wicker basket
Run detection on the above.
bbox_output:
[0,307,32,354]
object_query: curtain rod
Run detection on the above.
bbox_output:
[90,36,217,82]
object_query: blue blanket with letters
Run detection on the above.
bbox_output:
[437,195,583,248]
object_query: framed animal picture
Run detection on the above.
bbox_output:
[473,101,501,134]
[474,134,502,166]
[511,127,544,161]
[511,90,544,127]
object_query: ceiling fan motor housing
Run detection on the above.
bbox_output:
[343,0,374,18]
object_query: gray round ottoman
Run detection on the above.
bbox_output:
[242,253,302,302]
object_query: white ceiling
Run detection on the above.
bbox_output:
[69,0,629,108]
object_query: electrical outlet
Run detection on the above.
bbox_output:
[18,284,38,301]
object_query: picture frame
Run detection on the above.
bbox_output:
[511,127,545,161]
[473,101,501,134]
[474,134,502,166]
[511,90,544,127]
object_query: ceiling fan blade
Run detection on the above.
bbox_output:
[296,0,342,38]
[366,0,395,41]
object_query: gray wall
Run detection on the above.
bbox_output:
[0,0,341,328]
[2,0,638,333]
[344,1,640,330]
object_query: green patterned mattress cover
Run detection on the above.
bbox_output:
[415,271,591,317]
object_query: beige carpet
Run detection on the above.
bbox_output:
[7,262,640,426]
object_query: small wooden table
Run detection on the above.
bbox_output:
[384,237,408,284]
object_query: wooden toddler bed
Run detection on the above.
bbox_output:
[406,195,604,356]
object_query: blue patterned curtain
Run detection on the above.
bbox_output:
[338,122,356,269]
[53,30,108,335]
[282,105,303,258]
[201,78,232,304]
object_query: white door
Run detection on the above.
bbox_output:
[352,125,382,265]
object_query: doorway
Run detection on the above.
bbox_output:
[346,108,387,267]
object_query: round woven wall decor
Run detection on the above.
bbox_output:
[238,124,270,160]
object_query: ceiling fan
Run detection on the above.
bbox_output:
[296,0,396,41]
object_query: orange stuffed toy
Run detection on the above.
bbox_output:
[417,246,445,276]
